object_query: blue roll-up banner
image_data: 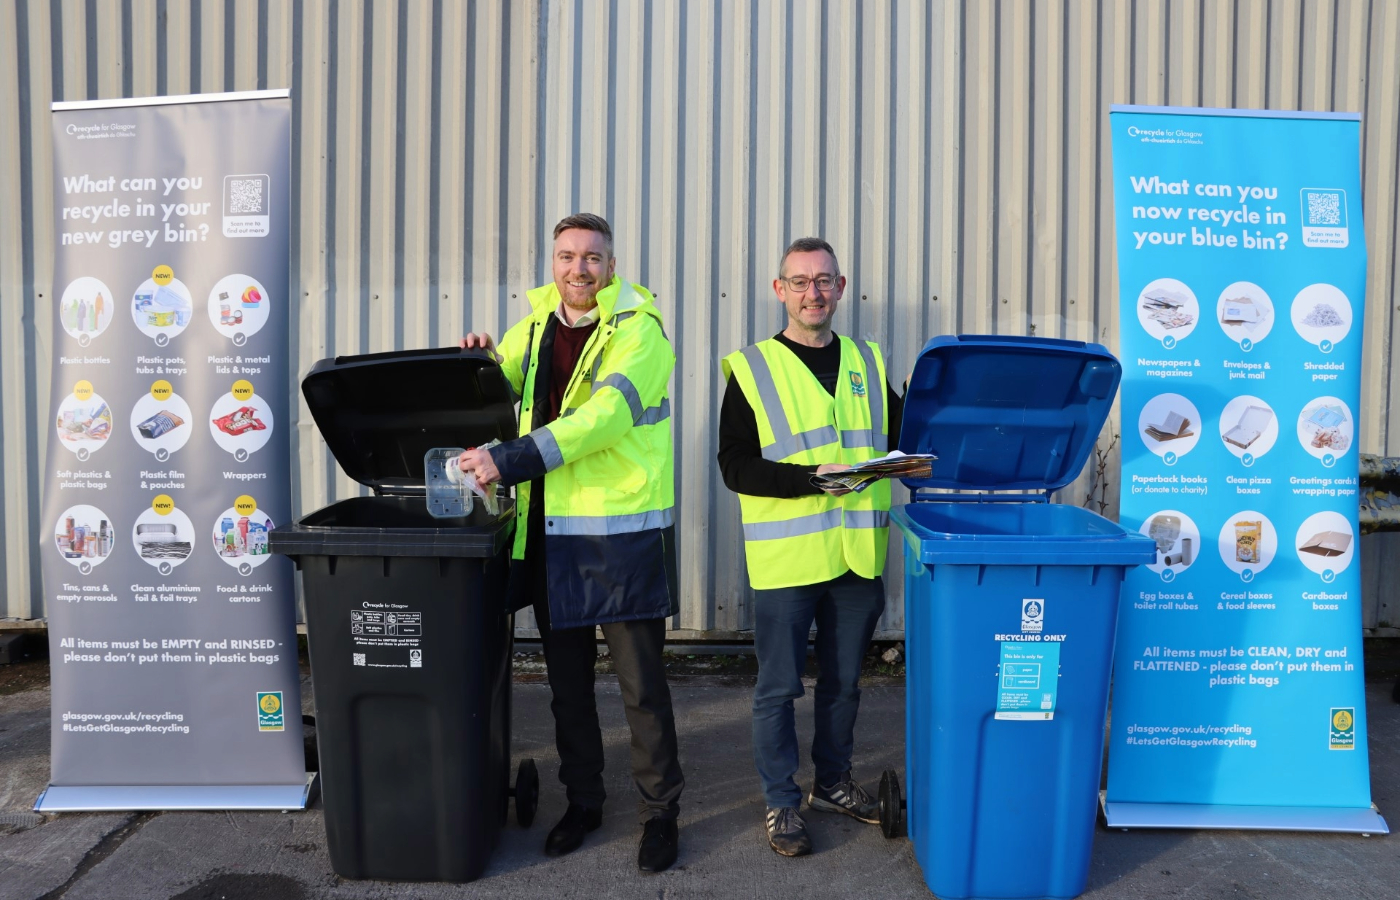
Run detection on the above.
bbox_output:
[1103,106,1387,833]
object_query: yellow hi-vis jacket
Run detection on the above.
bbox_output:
[721,336,891,590]
[487,275,677,628]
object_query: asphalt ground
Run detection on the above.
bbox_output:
[0,646,1396,900]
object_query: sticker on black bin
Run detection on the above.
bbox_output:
[349,608,425,668]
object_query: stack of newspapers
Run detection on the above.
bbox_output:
[809,450,939,493]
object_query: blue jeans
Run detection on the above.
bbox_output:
[752,570,885,809]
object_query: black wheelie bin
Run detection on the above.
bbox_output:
[270,347,538,882]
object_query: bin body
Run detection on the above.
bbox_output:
[273,347,523,882]
[893,335,1155,900]
[275,496,514,881]
[896,501,1150,900]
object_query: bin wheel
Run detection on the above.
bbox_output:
[878,769,904,839]
[513,759,539,828]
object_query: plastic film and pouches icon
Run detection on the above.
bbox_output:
[425,442,501,519]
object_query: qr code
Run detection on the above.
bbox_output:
[353,653,366,666]
[1307,191,1342,225]
[227,177,265,214]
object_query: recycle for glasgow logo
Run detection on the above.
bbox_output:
[257,691,285,732]
[1329,707,1355,750]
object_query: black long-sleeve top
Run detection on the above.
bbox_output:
[717,332,904,499]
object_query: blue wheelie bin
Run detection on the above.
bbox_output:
[881,335,1156,900]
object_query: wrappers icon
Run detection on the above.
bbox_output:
[213,406,267,436]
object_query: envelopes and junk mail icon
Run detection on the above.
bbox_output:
[1220,297,1262,324]
[1299,530,1352,557]
[1223,405,1274,449]
[1219,295,1270,332]
[1144,410,1194,442]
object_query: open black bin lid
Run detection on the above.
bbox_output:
[301,347,519,496]
[897,335,1121,494]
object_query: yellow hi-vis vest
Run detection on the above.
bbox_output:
[721,336,891,590]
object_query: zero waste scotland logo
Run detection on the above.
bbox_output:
[257,691,285,732]
[1329,707,1355,750]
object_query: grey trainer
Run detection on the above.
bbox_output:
[807,777,880,824]
[765,806,813,857]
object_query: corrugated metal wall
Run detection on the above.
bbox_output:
[3,0,1398,636]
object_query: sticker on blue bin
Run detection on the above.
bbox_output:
[996,642,1060,720]
[1021,598,1044,633]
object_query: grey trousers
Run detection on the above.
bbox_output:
[531,590,684,823]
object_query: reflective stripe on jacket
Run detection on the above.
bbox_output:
[721,336,890,590]
[488,275,678,628]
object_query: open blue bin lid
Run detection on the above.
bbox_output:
[898,334,1121,493]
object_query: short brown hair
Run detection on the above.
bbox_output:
[553,213,614,256]
[778,237,840,276]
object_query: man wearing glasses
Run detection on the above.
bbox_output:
[717,237,903,856]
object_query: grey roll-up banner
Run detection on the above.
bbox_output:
[37,91,308,811]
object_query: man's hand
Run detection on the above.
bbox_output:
[815,463,853,497]
[458,332,501,362]
[457,446,502,485]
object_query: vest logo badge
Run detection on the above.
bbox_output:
[257,691,285,732]
[1021,598,1044,633]
[848,371,866,396]
[1329,707,1355,750]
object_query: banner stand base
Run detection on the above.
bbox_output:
[34,774,318,812]
[1101,792,1388,834]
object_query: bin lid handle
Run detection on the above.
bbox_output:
[910,489,1051,504]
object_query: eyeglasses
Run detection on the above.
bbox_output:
[780,274,840,292]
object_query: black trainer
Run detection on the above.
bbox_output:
[765,806,813,857]
[807,777,879,824]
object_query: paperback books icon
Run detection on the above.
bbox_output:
[1144,410,1194,442]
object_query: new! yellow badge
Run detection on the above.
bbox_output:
[152,265,174,286]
